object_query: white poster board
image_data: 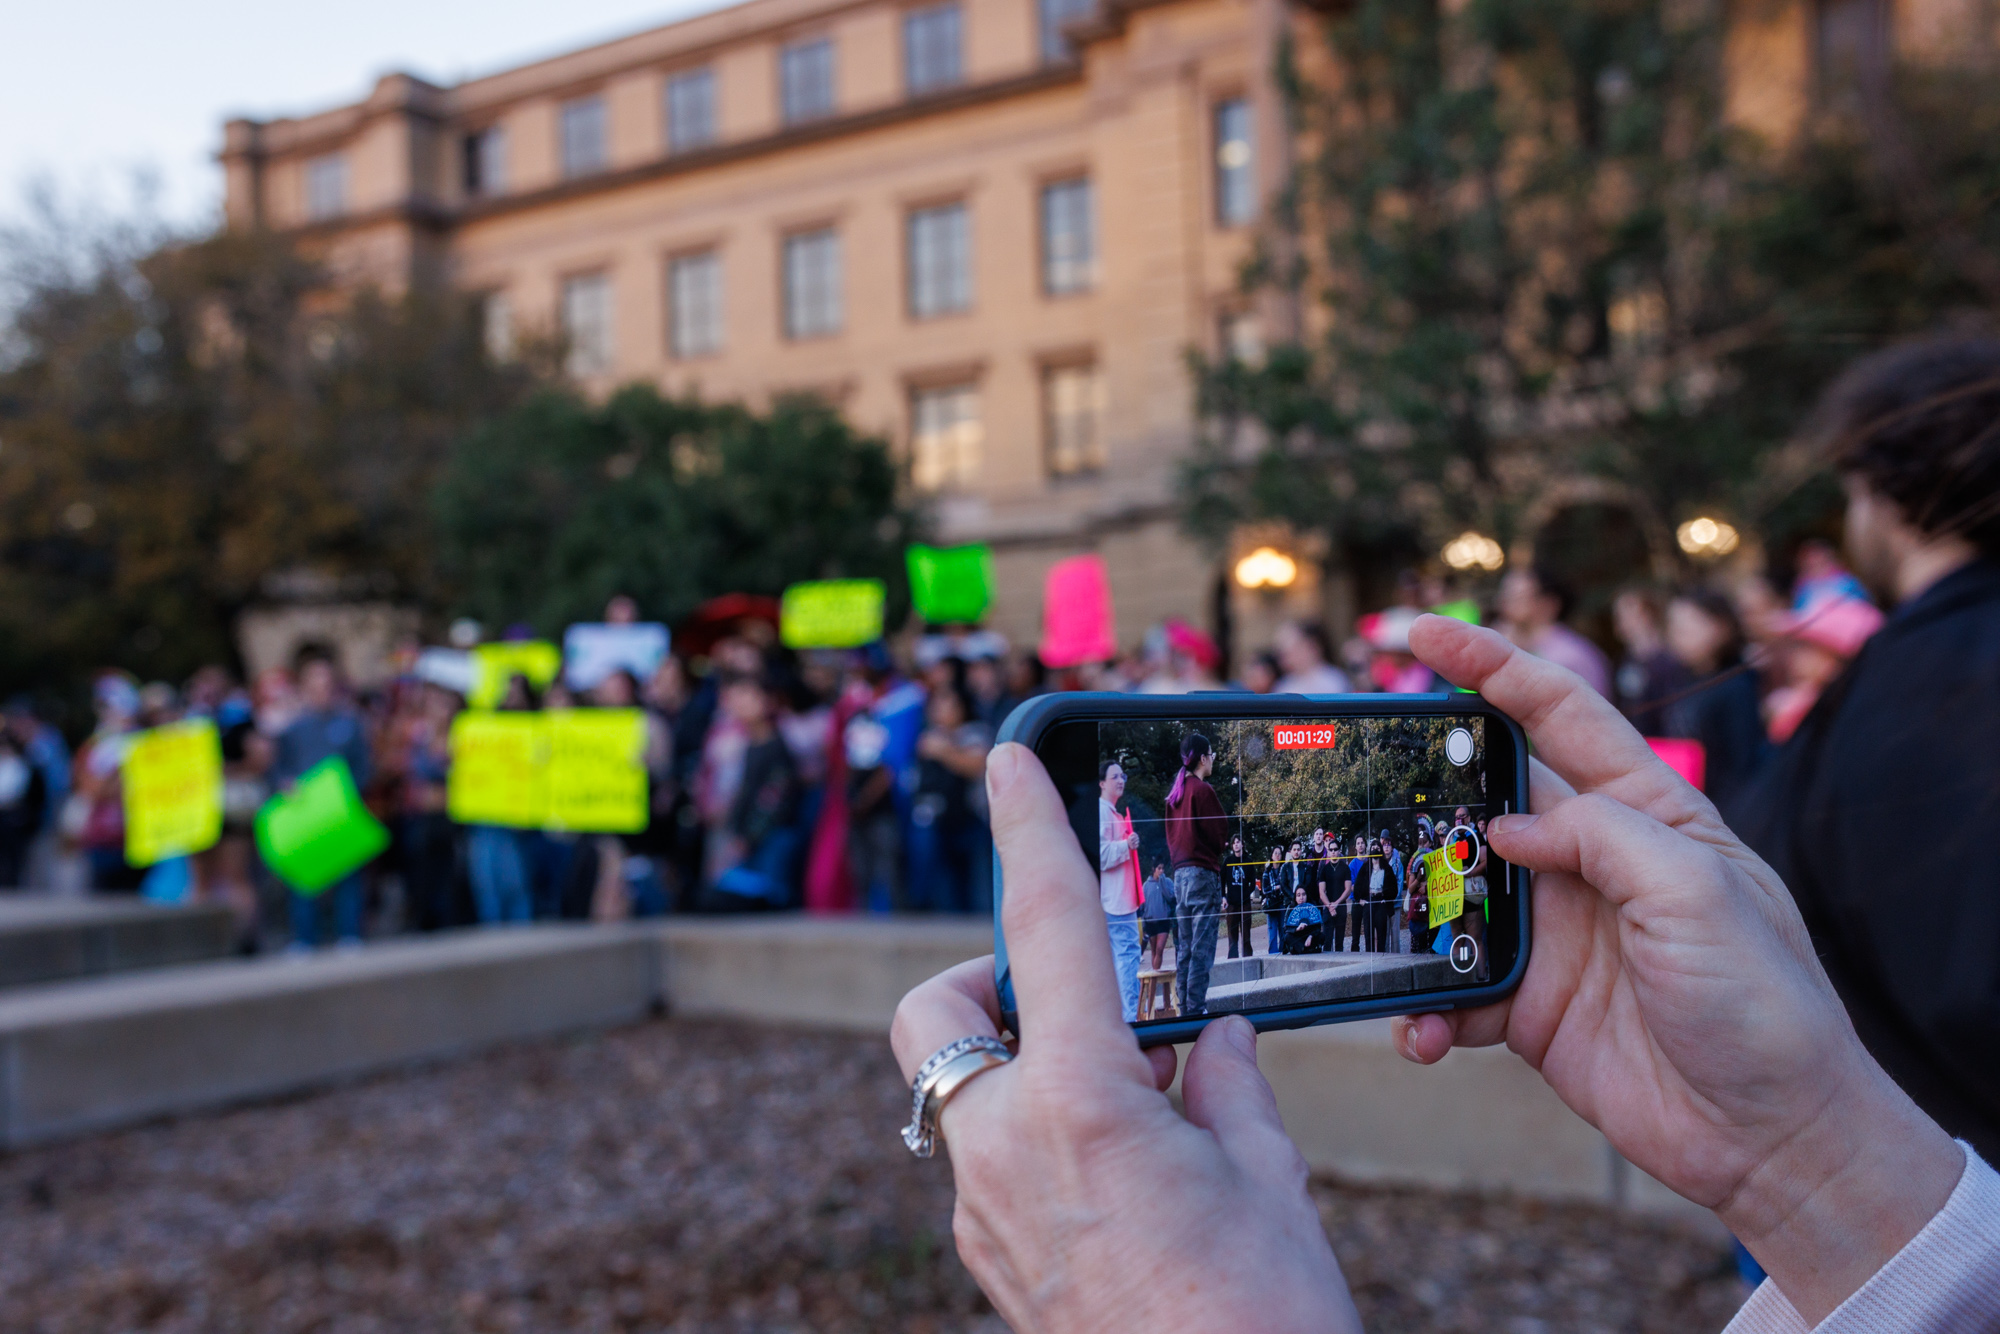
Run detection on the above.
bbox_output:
[564,623,670,690]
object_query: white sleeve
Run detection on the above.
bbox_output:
[1721,1144,2000,1334]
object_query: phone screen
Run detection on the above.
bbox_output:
[1038,711,1519,1027]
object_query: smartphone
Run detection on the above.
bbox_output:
[993,692,1530,1046]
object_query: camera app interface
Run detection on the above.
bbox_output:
[1091,715,1508,1025]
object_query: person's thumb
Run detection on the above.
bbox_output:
[1180,1016,1309,1190]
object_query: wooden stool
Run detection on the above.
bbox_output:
[1137,968,1178,1019]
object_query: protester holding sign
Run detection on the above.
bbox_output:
[564,622,670,692]
[121,718,224,870]
[272,648,373,948]
[464,675,537,925]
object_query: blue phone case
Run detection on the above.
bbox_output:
[992,690,1532,1046]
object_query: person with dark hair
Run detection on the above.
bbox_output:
[1096,760,1144,1020]
[1223,834,1253,959]
[911,679,994,914]
[1736,335,2000,1162]
[710,673,805,910]
[1141,861,1175,971]
[273,648,373,948]
[1662,588,1769,811]
[1611,586,1689,734]
[1273,621,1352,694]
[1280,884,1329,954]
[1164,731,1226,1016]
[1238,650,1282,694]
[1259,845,1288,954]
[1499,565,1611,696]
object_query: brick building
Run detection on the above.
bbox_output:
[218,0,1970,655]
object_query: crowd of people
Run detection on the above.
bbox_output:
[0,538,1886,960]
[0,612,1027,951]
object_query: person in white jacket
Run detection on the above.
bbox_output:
[1098,761,1143,1022]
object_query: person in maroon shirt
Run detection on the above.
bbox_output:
[1165,732,1227,1015]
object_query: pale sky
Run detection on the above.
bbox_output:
[2,0,733,230]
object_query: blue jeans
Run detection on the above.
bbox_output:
[291,874,363,946]
[1266,907,1282,954]
[467,825,531,924]
[908,816,991,914]
[1173,867,1223,1017]
[1107,913,1142,1022]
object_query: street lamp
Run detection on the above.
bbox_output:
[1234,546,1298,589]
[1441,531,1504,572]
[1676,516,1741,559]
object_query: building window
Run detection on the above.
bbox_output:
[783,228,843,339]
[483,292,515,362]
[561,272,614,376]
[1219,310,1264,366]
[561,96,608,177]
[904,3,963,95]
[666,68,717,152]
[304,154,348,221]
[907,202,971,319]
[1214,97,1255,226]
[463,127,507,197]
[668,251,724,357]
[1044,363,1106,477]
[780,39,836,124]
[1038,0,1094,63]
[911,384,983,491]
[1040,177,1095,295]
[1814,0,1881,105]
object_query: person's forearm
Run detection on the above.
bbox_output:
[1720,1059,1963,1324]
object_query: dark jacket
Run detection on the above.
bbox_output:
[273,707,371,787]
[1164,772,1225,873]
[1281,903,1328,953]
[728,736,799,847]
[1733,558,2000,1162]
[1664,665,1768,812]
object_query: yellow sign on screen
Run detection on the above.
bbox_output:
[544,709,648,833]
[1427,859,1465,929]
[780,580,885,649]
[448,713,546,828]
[469,641,563,710]
[123,719,224,866]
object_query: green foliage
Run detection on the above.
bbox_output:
[431,385,919,634]
[1185,0,2000,587]
[1102,714,1486,867]
[0,216,531,697]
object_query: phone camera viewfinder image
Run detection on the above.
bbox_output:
[1080,713,1512,1027]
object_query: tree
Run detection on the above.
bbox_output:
[431,386,920,634]
[0,199,534,697]
[1102,713,1481,869]
[1184,0,2000,609]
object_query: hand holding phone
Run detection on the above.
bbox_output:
[896,614,1962,1330]
[995,690,1528,1043]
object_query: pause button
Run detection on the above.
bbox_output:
[1449,934,1479,974]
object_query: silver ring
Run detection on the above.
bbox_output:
[902,1035,1012,1158]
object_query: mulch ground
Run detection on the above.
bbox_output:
[0,1020,1747,1333]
